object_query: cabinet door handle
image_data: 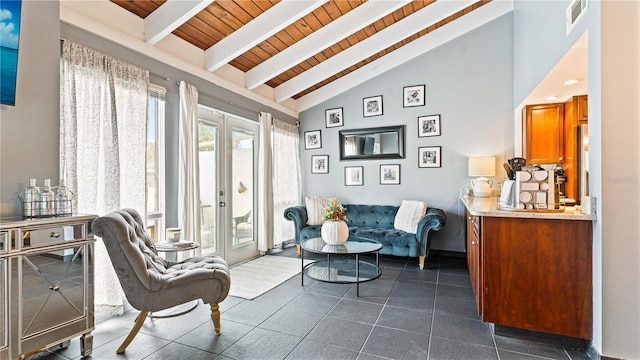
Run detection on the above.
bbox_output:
[49,232,61,238]
[471,240,478,245]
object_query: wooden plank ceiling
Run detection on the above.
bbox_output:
[109,0,493,104]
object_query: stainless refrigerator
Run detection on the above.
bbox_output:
[577,124,589,200]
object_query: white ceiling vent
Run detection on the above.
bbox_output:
[566,0,588,34]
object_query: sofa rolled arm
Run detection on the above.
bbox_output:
[416,207,446,257]
[284,206,308,244]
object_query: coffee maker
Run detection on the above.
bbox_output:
[554,163,566,198]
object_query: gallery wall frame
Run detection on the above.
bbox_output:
[311,155,329,174]
[418,114,441,137]
[304,130,322,150]
[380,164,400,185]
[325,107,344,128]
[418,146,441,168]
[363,95,383,117]
[344,166,364,186]
[403,84,425,107]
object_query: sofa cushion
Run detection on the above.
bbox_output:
[355,228,419,257]
[305,196,330,225]
[394,200,426,233]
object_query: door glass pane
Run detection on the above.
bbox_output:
[199,121,218,254]
[232,129,255,247]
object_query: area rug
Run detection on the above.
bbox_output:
[228,255,304,300]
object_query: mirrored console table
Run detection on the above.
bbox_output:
[0,214,97,359]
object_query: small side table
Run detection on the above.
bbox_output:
[150,241,200,318]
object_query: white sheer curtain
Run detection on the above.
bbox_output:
[257,113,301,251]
[60,39,148,314]
[257,112,273,252]
[178,81,201,250]
[272,119,301,247]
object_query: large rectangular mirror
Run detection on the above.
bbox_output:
[339,125,405,160]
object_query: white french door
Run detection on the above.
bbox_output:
[198,106,260,265]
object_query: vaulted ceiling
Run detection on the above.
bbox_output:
[60,0,513,117]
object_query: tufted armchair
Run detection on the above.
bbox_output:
[285,204,445,269]
[91,208,230,354]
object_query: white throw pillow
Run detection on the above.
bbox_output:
[394,200,427,233]
[305,196,330,226]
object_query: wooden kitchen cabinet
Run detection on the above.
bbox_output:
[466,212,592,339]
[576,95,588,123]
[524,103,565,164]
[466,211,481,315]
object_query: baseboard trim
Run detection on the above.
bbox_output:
[586,344,625,360]
[429,249,466,258]
[490,324,589,351]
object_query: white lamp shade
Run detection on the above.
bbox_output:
[468,156,496,177]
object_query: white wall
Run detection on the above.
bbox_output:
[599,1,640,358]
[0,1,60,216]
[299,14,514,253]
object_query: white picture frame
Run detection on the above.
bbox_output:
[380,164,400,185]
[344,166,364,186]
[418,146,441,168]
[311,155,329,174]
[403,84,425,107]
[418,114,441,137]
[363,95,383,117]
[304,130,322,150]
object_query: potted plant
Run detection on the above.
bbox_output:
[321,199,349,244]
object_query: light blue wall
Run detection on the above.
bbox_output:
[513,0,592,106]
[299,14,514,253]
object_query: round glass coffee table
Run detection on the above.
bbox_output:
[300,237,382,297]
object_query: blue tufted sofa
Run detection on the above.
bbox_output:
[284,204,446,269]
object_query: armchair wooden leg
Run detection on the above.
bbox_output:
[419,256,425,270]
[296,244,301,256]
[117,311,148,354]
[210,303,221,335]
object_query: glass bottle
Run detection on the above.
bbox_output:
[38,179,55,217]
[55,179,72,216]
[22,178,40,218]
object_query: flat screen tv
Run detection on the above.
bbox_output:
[0,0,22,106]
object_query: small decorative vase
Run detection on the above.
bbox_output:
[321,220,349,245]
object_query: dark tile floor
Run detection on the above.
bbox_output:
[28,248,592,360]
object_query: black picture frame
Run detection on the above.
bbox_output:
[304,130,322,149]
[380,164,400,185]
[418,114,441,137]
[363,95,383,117]
[325,107,344,128]
[344,166,364,186]
[403,84,425,107]
[311,155,329,174]
[418,146,441,168]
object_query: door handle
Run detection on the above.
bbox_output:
[219,201,226,207]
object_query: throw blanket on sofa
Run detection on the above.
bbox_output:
[394,200,427,233]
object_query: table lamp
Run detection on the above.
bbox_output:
[468,156,496,197]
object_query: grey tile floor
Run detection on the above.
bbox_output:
[27,248,592,360]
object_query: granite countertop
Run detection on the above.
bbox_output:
[460,196,596,221]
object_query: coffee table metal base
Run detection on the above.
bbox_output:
[303,255,381,297]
